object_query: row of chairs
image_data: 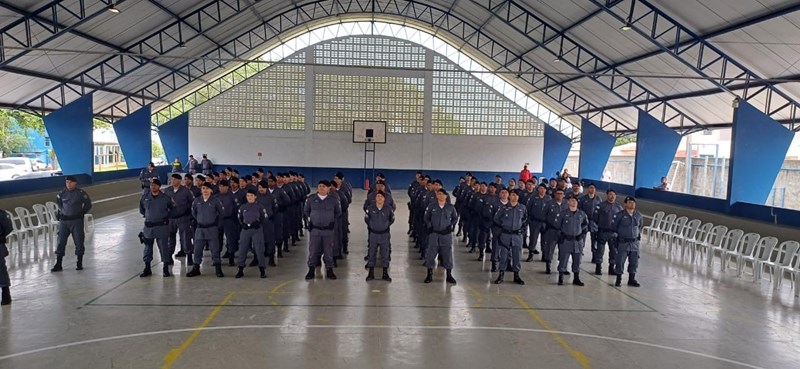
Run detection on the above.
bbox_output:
[3,202,94,253]
[642,211,800,297]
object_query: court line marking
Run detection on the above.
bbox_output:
[267,279,295,312]
[579,266,658,312]
[0,324,765,369]
[514,295,591,369]
[84,302,653,312]
[465,285,483,308]
[161,292,234,369]
[83,271,144,306]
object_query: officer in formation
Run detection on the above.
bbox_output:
[0,208,12,305]
[516,178,537,253]
[52,176,92,273]
[594,189,623,275]
[256,180,278,267]
[201,154,213,175]
[329,181,346,265]
[468,182,490,257]
[612,196,644,287]
[216,180,240,266]
[187,182,224,278]
[406,172,423,235]
[424,188,458,284]
[525,182,549,262]
[235,189,268,279]
[333,172,353,254]
[364,191,394,282]
[363,180,395,212]
[452,174,470,238]
[139,162,159,195]
[493,189,527,285]
[165,174,194,262]
[556,197,589,286]
[139,178,176,277]
[541,188,568,274]
[304,180,341,280]
[578,184,602,274]
[185,155,199,174]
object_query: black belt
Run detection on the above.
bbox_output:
[224,216,235,220]
[599,228,615,233]
[532,217,546,222]
[312,223,335,231]
[502,229,523,235]
[170,210,191,219]
[562,235,580,241]
[618,237,638,243]
[369,228,390,234]
[432,229,451,235]
[145,219,168,227]
[197,223,217,229]
[241,223,261,230]
[60,213,83,221]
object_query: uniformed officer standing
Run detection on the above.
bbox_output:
[578,184,602,275]
[363,180,395,211]
[216,180,239,266]
[139,179,176,277]
[0,209,13,305]
[468,182,489,255]
[51,176,92,272]
[486,186,505,271]
[594,189,623,275]
[268,175,291,258]
[256,180,278,267]
[493,190,528,285]
[541,189,568,274]
[165,174,194,261]
[334,172,352,253]
[200,154,213,175]
[187,182,225,278]
[139,162,159,195]
[304,180,342,280]
[185,155,199,174]
[365,191,395,282]
[556,197,589,286]
[423,189,458,285]
[612,197,644,287]
[235,189,267,279]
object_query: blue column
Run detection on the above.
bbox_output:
[158,113,189,166]
[634,110,681,190]
[113,105,152,169]
[542,124,572,179]
[578,118,615,180]
[727,100,794,206]
[43,94,94,175]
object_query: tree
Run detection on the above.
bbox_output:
[152,140,165,158]
[0,109,44,156]
[615,134,637,146]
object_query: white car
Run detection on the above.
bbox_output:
[0,157,33,175]
[0,163,22,181]
[32,158,47,171]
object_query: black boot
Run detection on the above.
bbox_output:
[277,247,283,258]
[140,264,152,278]
[513,272,525,285]
[268,256,276,267]
[486,246,493,254]
[573,273,584,286]
[491,261,497,272]
[545,262,551,275]
[186,265,201,277]
[187,254,194,266]
[526,253,534,262]
[222,251,231,259]
[468,245,476,253]
[259,267,267,279]
[228,255,235,266]
[167,256,174,265]
[1,287,10,305]
[477,250,484,261]
[627,273,641,287]
[558,272,564,285]
[615,274,622,287]
[494,271,505,284]
[595,264,602,275]
[51,256,63,272]
[283,243,290,253]
[424,268,433,283]
[76,255,83,270]
[563,271,570,276]
[163,265,171,277]
[326,268,337,280]
[382,268,392,282]
[175,251,186,257]
[446,269,457,284]
[366,268,375,281]
[533,249,540,254]
[235,267,244,278]
[215,264,224,278]
[608,265,616,276]
[249,257,258,267]
[305,267,315,280]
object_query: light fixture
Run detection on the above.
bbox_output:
[553,56,562,63]
[179,42,187,48]
[620,0,635,31]
[108,2,120,13]
[620,23,632,31]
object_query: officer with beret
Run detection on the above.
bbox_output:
[235,189,267,279]
[304,180,342,280]
[423,189,458,285]
[493,189,528,285]
[165,173,194,261]
[612,197,644,287]
[556,197,589,286]
[51,175,92,272]
[216,180,239,266]
[139,162,159,195]
[187,182,225,278]
[594,189,624,275]
[365,191,395,282]
[139,178,176,277]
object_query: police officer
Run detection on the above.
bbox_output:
[612,197,644,287]
[468,182,489,255]
[334,172,352,252]
[0,209,12,305]
[235,189,267,279]
[139,162,159,195]
[165,174,194,260]
[557,197,589,286]
[139,178,175,277]
[595,189,623,275]
[216,180,239,266]
[493,190,528,285]
[578,184,601,275]
[566,183,583,200]
[51,176,92,272]
[484,185,503,269]
[185,154,199,174]
[363,180,395,211]
[201,154,213,175]
[365,191,395,282]
[268,175,291,257]
[424,189,458,284]
[256,180,278,267]
[188,182,225,278]
[541,189,568,274]
[304,180,342,280]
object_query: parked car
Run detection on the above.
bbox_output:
[0,157,35,174]
[32,158,47,171]
[0,163,22,180]
[13,170,62,180]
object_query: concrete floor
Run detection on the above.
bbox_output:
[1,190,798,369]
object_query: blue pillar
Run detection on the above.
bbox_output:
[727,100,794,206]
[113,105,152,169]
[158,113,189,166]
[634,110,681,190]
[542,124,572,179]
[43,94,94,175]
[578,118,615,180]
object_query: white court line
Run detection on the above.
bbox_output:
[0,324,765,368]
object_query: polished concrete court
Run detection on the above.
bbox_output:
[1,190,799,369]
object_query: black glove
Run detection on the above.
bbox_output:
[308,223,314,231]
[138,232,146,244]
[56,211,63,221]
[190,218,197,228]
[445,225,453,233]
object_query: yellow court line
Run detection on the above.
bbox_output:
[513,295,591,369]
[268,279,296,311]
[162,292,235,369]
[465,285,483,308]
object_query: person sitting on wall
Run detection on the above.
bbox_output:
[519,165,531,182]
[654,177,671,191]
[171,157,182,173]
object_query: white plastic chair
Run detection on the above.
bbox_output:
[685,222,713,261]
[659,216,687,252]
[779,249,800,297]
[642,211,664,242]
[3,210,24,252]
[16,206,48,249]
[676,219,702,258]
[694,225,728,264]
[771,241,800,293]
[651,214,676,247]
[707,229,744,268]
[722,232,759,273]
[32,203,58,245]
[760,241,799,290]
[743,236,778,281]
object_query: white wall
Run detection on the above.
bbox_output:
[189,126,543,172]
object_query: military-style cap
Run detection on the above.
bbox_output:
[151,178,162,186]
[318,180,331,187]
[171,173,182,180]
[335,171,345,179]
[201,181,213,189]
[606,189,616,194]
[246,188,258,195]
[195,174,205,181]
[625,196,636,203]
[184,174,193,180]
[432,179,443,185]
[218,180,230,187]
[65,175,77,182]
[258,180,269,188]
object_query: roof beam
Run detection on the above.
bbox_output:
[145,0,235,57]
[550,2,800,90]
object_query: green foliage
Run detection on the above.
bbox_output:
[0,109,44,156]
[152,140,165,158]
[615,134,637,146]
[93,118,112,130]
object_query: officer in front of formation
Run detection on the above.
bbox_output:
[595,189,623,275]
[139,162,159,195]
[493,189,527,285]
[165,173,194,262]
[139,178,175,277]
[188,182,225,278]
[52,176,93,273]
[364,191,394,282]
[304,180,341,280]
[423,188,458,285]
[1,208,13,305]
[201,154,213,175]
[556,197,589,286]
[612,196,644,287]
[235,189,268,279]
[541,188,568,274]
[578,183,602,274]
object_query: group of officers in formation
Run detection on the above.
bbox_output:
[0,163,648,307]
